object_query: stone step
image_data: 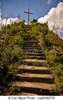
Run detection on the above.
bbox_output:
[25,55,45,59]
[24,40,37,43]
[23,34,32,36]
[20,92,38,96]
[25,52,44,55]
[23,45,39,48]
[24,59,46,63]
[23,34,34,36]
[17,65,51,74]
[17,87,56,95]
[23,49,43,53]
[12,82,56,95]
[23,41,38,44]
[18,65,49,70]
[17,73,53,79]
[23,39,38,42]
[23,46,40,48]
[24,37,36,40]
[23,43,38,46]
[18,69,50,74]
[23,47,42,50]
[16,73,54,84]
[22,59,47,66]
[23,46,40,49]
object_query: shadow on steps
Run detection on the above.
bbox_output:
[17,87,58,95]
[18,69,51,74]
[15,76,55,84]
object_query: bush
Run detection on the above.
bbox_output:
[45,49,56,66]
[50,63,63,94]
[0,22,25,87]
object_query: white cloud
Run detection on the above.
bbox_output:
[0,17,21,29]
[6,17,21,25]
[38,2,63,39]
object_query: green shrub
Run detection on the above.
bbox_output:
[45,49,56,66]
[9,84,21,94]
[0,22,25,87]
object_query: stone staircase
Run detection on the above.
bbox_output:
[12,33,56,95]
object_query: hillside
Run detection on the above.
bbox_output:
[0,21,63,95]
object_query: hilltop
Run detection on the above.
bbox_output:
[0,21,63,95]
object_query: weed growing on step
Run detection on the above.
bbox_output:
[9,84,21,94]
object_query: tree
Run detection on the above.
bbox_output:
[31,19,37,24]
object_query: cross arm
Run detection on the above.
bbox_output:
[24,11,33,15]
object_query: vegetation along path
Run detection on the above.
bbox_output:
[1,22,63,95]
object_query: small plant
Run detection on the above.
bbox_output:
[9,84,21,94]
[51,63,63,94]
[45,49,56,66]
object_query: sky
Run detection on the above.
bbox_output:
[38,2,63,38]
[1,0,63,23]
